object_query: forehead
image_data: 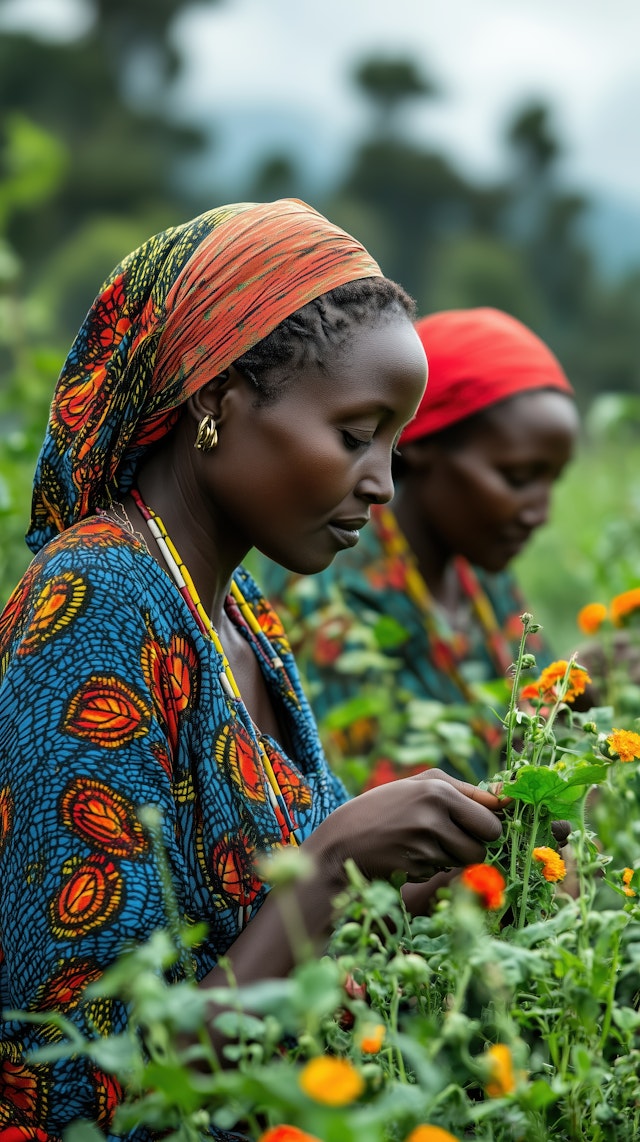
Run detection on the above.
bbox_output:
[293,315,428,413]
[474,391,579,451]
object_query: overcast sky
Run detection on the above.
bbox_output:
[4,0,640,206]
[170,0,640,204]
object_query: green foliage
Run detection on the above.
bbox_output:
[11,619,640,1140]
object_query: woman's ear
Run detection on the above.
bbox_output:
[186,372,231,427]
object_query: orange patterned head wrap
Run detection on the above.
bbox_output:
[400,307,574,445]
[28,198,381,552]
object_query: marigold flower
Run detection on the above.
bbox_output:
[299,1056,364,1106]
[622,868,636,897]
[520,659,590,704]
[258,1129,322,1142]
[484,1043,517,1097]
[606,728,640,763]
[358,1022,385,1054]
[533,847,566,883]
[405,1127,461,1142]
[610,587,640,627]
[257,1128,322,1137]
[577,601,608,636]
[460,863,506,910]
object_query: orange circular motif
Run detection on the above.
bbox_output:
[20,572,87,654]
[262,744,312,814]
[60,776,148,858]
[214,724,266,802]
[36,957,102,1012]
[211,833,261,907]
[0,1049,44,1121]
[0,786,13,857]
[165,634,198,712]
[62,675,151,748]
[50,854,123,939]
[0,1127,51,1141]
[91,1065,124,1129]
[54,367,108,433]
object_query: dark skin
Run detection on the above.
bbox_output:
[394,389,598,711]
[394,390,580,610]
[114,315,503,1044]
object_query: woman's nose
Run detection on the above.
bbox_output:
[356,454,394,505]
[519,484,551,529]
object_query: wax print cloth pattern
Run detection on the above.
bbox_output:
[258,504,551,789]
[0,197,376,1135]
[0,516,346,1139]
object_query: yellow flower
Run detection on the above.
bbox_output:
[520,659,591,705]
[606,728,640,763]
[299,1056,364,1106]
[405,1128,460,1142]
[610,587,640,627]
[533,847,566,883]
[484,1043,517,1098]
[358,1022,385,1054]
[623,868,636,897]
[577,601,608,636]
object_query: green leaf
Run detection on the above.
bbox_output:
[372,614,409,649]
[506,764,607,817]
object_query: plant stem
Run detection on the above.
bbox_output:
[505,619,531,770]
[599,922,623,1051]
[518,804,541,928]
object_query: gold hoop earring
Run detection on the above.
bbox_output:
[194,413,218,452]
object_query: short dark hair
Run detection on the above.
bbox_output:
[233,276,415,404]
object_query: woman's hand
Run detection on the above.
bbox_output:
[304,768,503,887]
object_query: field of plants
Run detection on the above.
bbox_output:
[2,112,640,1142]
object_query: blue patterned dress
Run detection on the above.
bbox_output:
[0,516,346,1139]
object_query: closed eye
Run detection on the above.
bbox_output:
[342,430,372,451]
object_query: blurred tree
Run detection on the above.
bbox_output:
[353,56,437,133]
[0,0,221,334]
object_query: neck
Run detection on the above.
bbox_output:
[391,486,459,608]
[129,466,250,628]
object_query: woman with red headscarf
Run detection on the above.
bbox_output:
[259,308,579,790]
[0,207,503,1137]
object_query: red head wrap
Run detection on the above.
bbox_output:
[400,307,574,445]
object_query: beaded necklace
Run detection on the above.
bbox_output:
[375,505,514,703]
[130,487,299,846]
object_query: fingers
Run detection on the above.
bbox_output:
[410,767,504,811]
[438,781,503,844]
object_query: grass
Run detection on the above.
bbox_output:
[514,436,640,653]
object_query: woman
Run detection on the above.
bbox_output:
[0,202,502,1139]
[259,307,580,789]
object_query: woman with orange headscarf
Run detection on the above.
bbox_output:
[0,207,503,1137]
[259,308,579,790]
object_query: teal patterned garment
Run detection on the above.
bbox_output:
[257,504,552,791]
[0,516,346,1139]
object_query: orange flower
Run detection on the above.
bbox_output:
[258,1129,322,1142]
[577,602,608,636]
[358,1022,385,1054]
[610,587,640,627]
[622,868,636,897]
[520,659,591,704]
[484,1043,517,1097]
[299,1056,364,1106]
[533,847,566,883]
[606,729,640,763]
[460,863,506,910]
[405,1128,460,1142]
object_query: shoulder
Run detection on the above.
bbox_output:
[0,517,199,666]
